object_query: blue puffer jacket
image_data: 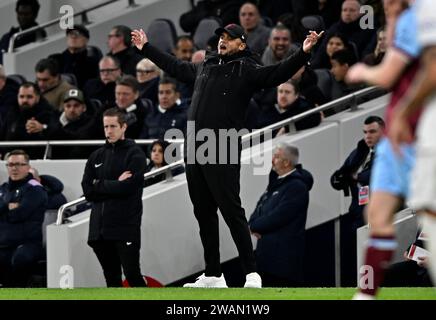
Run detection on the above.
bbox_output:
[0,173,48,247]
[249,165,313,283]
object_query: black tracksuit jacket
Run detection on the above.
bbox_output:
[81,139,146,242]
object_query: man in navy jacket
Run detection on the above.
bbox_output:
[249,143,312,287]
[0,149,47,287]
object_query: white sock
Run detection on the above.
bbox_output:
[422,214,436,285]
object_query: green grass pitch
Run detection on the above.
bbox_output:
[0,287,434,300]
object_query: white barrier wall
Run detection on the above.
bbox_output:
[3,0,191,79]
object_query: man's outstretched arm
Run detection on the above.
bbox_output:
[131,28,197,84]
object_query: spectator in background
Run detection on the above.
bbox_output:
[249,144,312,287]
[0,149,47,287]
[1,82,54,159]
[239,2,271,56]
[35,58,75,113]
[49,89,94,159]
[141,77,187,140]
[312,0,376,65]
[172,36,196,103]
[311,33,349,70]
[362,28,387,66]
[173,36,195,62]
[90,75,149,140]
[136,58,161,106]
[261,25,300,66]
[83,55,121,107]
[0,65,20,129]
[329,48,362,100]
[107,25,142,76]
[257,80,322,134]
[28,167,67,210]
[51,25,99,90]
[0,0,47,64]
[144,140,184,187]
[330,115,385,286]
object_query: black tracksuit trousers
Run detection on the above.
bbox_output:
[186,163,257,277]
[88,240,146,287]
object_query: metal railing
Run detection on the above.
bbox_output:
[48,86,386,225]
[0,139,185,160]
[55,159,185,225]
[8,0,138,53]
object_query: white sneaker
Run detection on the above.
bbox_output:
[244,272,262,288]
[183,273,228,288]
[352,292,375,300]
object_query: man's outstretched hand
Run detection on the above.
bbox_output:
[303,30,324,53]
[131,29,148,51]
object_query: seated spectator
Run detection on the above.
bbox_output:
[239,2,271,56]
[50,25,99,90]
[179,0,243,35]
[171,36,196,102]
[249,144,313,287]
[141,77,187,140]
[49,89,94,159]
[312,0,376,63]
[330,115,384,286]
[35,58,75,113]
[383,229,433,287]
[28,167,67,210]
[144,140,184,187]
[311,33,349,70]
[329,48,363,101]
[136,58,161,106]
[173,35,195,62]
[0,65,20,129]
[362,28,386,66]
[107,25,142,76]
[307,0,343,29]
[1,82,54,159]
[0,149,47,287]
[256,80,322,134]
[291,65,327,107]
[261,25,300,66]
[83,55,121,107]
[91,75,149,140]
[0,0,46,64]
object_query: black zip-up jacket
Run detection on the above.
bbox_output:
[139,43,311,132]
[81,139,146,242]
[0,173,48,247]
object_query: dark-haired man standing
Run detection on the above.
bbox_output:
[81,108,147,287]
[132,23,322,288]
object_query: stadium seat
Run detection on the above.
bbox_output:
[301,15,325,34]
[314,68,333,100]
[87,45,103,62]
[61,73,78,87]
[193,17,222,50]
[7,74,27,86]
[146,19,178,54]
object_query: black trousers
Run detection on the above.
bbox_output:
[88,240,146,287]
[0,242,44,287]
[186,163,256,277]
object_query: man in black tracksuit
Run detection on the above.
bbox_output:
[81,108,147,287]
[132,24,322,288]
